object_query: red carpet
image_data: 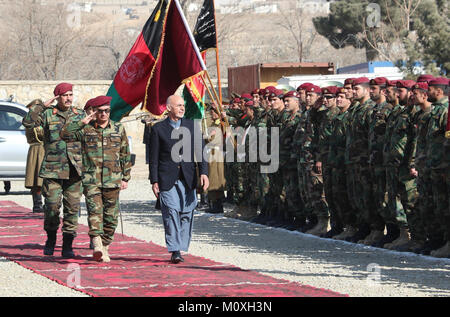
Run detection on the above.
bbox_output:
[0,201,347,297]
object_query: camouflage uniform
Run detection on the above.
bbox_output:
[425,97,449,241]
[31,106,83,236]
[383,104,418,229]
[61,119,132,246]
[265,109,285,220]
[351,98,384,231]
[279,110,303,224]
[316,105,340,228]
[368,100,394,227]
[307,105,329,219]
[344,101,360,217]
[328,109,356,227]
[412,106,433,242]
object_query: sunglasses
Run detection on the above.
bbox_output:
[96,109,110,114]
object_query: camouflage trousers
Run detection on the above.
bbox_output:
[301,162,328,218]
[414,168,436,241]
[431,168,449,240]
[246,162,260,207]
[323,164,341,229]
[345,164,359,215]
[267,169,284,217]
[371,166,390,224]
[297,162,312,218]
[281,167,303,220]
[230,162,247,205]
[85,186,120,246]
[331,167,356,227]
[358,165,385,230]
[257,168,271,214]
[42,167,81,235]
[385,166,418,229]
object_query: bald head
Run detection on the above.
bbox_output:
[166,95,185,121]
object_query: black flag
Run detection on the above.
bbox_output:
[193,0,217,53]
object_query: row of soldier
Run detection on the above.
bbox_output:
[22,83,132,262]
[219,75,449,258]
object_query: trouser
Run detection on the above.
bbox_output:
[85,186,120,246]
[431,168,449,241]
[359,165,384,230]
[324,164,340,229]
[331,167,356,227]
[304,163,328,218]
[42,167,81,235]
[267,169,283,217]
[298,162,312,219]
[281,167,303,220]
[385,166,417,229]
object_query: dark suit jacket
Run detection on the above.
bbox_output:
[149,117,208,191]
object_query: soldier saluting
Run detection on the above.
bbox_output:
[61,96,132,262]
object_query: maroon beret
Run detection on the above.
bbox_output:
[264,86,277,94]
[85,96,112,109]
[396,80,416,89]
[53,83,73,96]
[322,86,338,96]
[245,100,254,107]
[344,78,355,85]
[352,77,370,86]
[269,89,285,99]
[412,82,429,91]
[416,74,435,83]
[251,89,259,95]
[369,77,388,87]
[297,82,314,91]
[305,85,322,94]
[232,97,241,103]
[258,88,266,96]
[336,87,347,95]
[283,90,299,99]
[241,93,253,101]
[386,80,398,87]
[429,77,449,87]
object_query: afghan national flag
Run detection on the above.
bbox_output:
[183,0,218,120]
[108,0,206,121]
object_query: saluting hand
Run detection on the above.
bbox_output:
[44,95,59,107]
[81,111,96,125]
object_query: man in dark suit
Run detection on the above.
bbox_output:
[149,95,209,264]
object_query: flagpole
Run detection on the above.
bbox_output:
[173,0,207,71]
[212,0,223,105]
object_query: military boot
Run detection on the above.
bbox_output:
[306,217,330,236]
[92,236,103,262]
[32,193,44,213]
[332,226,358,240]
[345,223,370,243]
[102,244,111,263]
[416,238,445,255]
[43,230,57,256]
[371,223,399,248]
[360,230,385,245]
[61,233,76,258]
[394,238,425,253]
[384,227,410,250]
[430,241,450,258]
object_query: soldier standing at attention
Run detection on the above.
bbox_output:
[425,78,449,258]
[32,83,83,258]
[61,96,132,262]
[383,80,418,251]
[365,77,393,245]
[314,86,340,237]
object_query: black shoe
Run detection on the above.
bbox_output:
[43,231,57,256]
[61,233,76,258]
[207,201,224,214]
[170,251,184,264]
[4,181,11,194]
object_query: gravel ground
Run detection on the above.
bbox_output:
[1,144,449,297]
